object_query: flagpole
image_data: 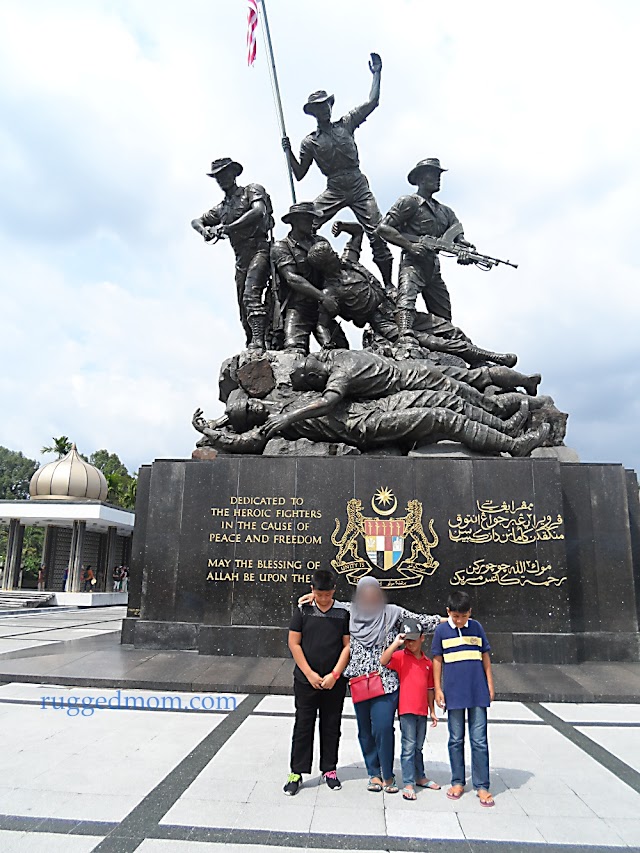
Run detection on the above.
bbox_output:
[257,0,297,203]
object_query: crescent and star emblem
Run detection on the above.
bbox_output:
[372,487,398,516]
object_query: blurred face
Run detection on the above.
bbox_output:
[355,584,384,614]
[312,587,335,609]
[448,608,471,629]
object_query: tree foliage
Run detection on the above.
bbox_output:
[0,447,39,501]
[0,526,44,580]
[90,449,137,510]
[41,436,72,458]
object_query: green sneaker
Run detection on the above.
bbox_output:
[283,773,302,796]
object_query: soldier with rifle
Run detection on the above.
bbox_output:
[191,158,274,351]
[307,221,518,368]
[377,158,516,355]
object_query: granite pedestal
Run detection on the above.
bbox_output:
[123,456,640,664]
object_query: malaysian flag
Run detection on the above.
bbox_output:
[247,0,259,66]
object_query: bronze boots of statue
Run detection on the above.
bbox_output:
[247,310,268,352]
[394,309,422,359]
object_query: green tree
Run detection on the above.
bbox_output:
[104,471,122,503]
[90,450,137,510]
[41,436,72,458]
[120,475,137,511]
[90,450,129,479]
[0,447,39,500]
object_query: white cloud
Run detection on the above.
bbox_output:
[0,0,638,472]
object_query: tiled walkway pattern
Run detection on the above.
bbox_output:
[0,681,639,852]
[0,606,125,655]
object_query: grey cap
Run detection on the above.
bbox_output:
[400,618,424,640]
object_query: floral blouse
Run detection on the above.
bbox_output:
[343,606,441,694]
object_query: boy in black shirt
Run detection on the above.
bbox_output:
[284,568,350,796]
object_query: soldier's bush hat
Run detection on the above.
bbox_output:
[303,90,335,115]
[207,157,243,178]
[407,158,448,185]
[281,201,317,224]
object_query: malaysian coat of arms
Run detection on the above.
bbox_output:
[331,488,439,589]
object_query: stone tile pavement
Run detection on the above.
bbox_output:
[0,682,639,852]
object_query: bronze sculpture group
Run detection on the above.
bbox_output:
[192,54,565,458]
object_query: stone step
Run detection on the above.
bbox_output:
[0,591,56,609]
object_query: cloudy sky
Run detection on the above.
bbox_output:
[1,0,639,474]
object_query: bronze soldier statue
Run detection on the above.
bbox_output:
[262,350,540,432]
[377,158,476,349]
[307,222,518,368]
[271,202,348,354]
[282,53,394,289]
[192,392,549,458]
[191,158,274,351]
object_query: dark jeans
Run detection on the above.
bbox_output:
[290,677,347,775]
[353,689,399,781]
[399,713,427,786]
[447,706,490,790]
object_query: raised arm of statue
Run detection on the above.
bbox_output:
[333,221,364,263]
[343,53,382,131]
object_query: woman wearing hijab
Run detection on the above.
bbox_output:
[300,575,442,793]
[345,577,442,792]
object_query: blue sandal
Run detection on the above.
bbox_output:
[383,776,399,794]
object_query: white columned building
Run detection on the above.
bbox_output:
[0,445,134,606]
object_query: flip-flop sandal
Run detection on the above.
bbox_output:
[447,787,464,800]
[477,791,495,807]
[383,777,399,794]
[417,780,441,790]
[402,787,417,800]
[367,778,383,792]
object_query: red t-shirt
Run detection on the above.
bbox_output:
[387,649,434,716]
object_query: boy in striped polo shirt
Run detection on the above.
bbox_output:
[431,591,495,807]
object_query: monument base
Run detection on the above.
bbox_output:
[121,619,640,665]
[125,455,640,665]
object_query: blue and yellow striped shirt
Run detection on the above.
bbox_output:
[431,618,491,710]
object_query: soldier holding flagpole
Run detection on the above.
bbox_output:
[281,54,394,289]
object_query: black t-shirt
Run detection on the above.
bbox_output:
[289,602,350,683]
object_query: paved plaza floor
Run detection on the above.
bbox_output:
[0,608,639,852]
[0,606,126,655]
